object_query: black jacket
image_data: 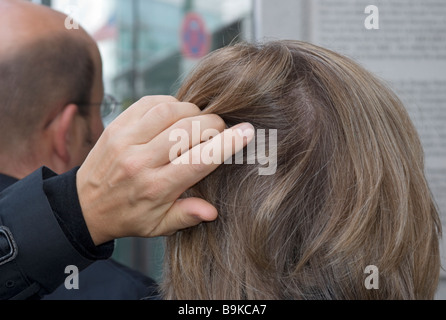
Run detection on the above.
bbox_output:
[0,167,157,300]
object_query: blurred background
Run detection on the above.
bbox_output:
[31,0,446,299]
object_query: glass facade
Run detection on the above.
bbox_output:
[114,0,252,105]
[49,0,253,281]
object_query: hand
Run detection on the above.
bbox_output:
[76,96,254,245]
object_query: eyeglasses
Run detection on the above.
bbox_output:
[75,93,122,126]
[100,94,121,121]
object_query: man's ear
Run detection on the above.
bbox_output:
[52,103,79,165]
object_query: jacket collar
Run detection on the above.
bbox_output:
[0,173,19,192]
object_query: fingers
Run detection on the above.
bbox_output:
[112,95,179,126]
[144,113,226,167]
[81,94,256,241]
[152,197,218,236]
[109,96,202,144]
[130,101,202,145]
[161,122,255,196]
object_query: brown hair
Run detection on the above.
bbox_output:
[161,40,442,299]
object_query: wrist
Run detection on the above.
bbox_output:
[44,166,113,258]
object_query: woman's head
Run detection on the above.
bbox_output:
[161,40,442,299]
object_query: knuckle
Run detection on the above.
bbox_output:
[118,154,141,178]
[214,115,226,132]
[174,117,193,132]
[182,102,201,114]
[103,121,120,138]
[138,95,177,104]
[144,184,163,201]
[156,95,179,103]
[209,114,226,131]
[137,95,155,106]
[189,156,209,173]
[197,114,226,132]
[143,174,168,200]
[104,131,124,155]
[152,103,176,124]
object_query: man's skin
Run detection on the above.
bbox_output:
[0,0,254,243]
[0,0,104,178]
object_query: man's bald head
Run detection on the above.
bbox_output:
[0,0,96,57]
[0,0,103,154]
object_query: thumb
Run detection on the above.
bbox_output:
[153,197,218,236]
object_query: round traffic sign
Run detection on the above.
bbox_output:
[180,12,211,59]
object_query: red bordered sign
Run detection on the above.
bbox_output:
[180,12,211,59]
